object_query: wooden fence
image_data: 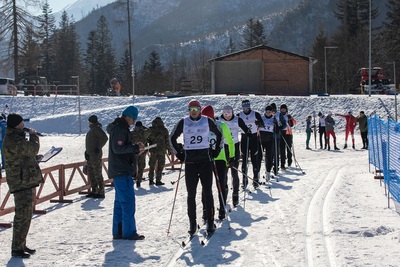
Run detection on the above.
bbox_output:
[0,154,180,228]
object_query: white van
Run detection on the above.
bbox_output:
[0,78,17,95]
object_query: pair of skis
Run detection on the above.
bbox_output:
[180,221,219,249]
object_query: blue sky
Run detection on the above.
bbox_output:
[30,0,73,15]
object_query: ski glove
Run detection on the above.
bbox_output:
[228,157,235,167]
[246,129,252,136]
[176,152,185,162]
[211,148,220,158]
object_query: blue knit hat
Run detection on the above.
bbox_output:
[122,106,138,120]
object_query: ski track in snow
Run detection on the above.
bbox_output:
[305,165,342,267]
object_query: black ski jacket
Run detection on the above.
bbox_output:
[106,117,139,178]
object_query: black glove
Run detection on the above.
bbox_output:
[83,165,88,175]
[84,151,89,160]
[246,129,252,136]
[211,149,220,158]
[228,157,235,167]
[176,152,185,162]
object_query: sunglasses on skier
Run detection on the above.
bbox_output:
[188,107,201,112]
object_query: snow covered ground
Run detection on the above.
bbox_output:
[0,94,399,266]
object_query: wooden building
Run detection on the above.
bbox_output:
[210,45,314,95]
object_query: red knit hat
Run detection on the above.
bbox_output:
[201,104,214,119]
[188,99,201,108]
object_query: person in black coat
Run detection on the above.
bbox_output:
[106,106,145,240]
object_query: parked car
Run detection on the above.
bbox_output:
[19,76,49,96]
[0,77,17,95]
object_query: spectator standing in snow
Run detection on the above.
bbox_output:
[202,104,234,220]
[219,105,249,207]
[305,115,314,150]
[3,113,43,258]
[336,111,357,149]
[170,99,222,235]
[130,121,150,187]
[238,99,264,188]
[85,115,108,198]
[318,112,327,149]
[0,115,6,169]
[106,106,145,240]
[356,111,368,149]
[147,117,172,186]
[325,112,340,151]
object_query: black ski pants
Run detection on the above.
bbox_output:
[226,143,240,202]
[319,126,326,148]
[212,160,228,217]
[185,161,214,225]
[361,130,368,148]
[240,133,262,184]
[260,132,274,173]
[280,132,293,168]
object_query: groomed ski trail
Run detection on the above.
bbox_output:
[305,165,344,267]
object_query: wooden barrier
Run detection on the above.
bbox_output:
[0,154,181,227]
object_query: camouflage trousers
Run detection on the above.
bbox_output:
[148,152,165,182]
[135,154,146,183]
[12,188,34,251]
[87,159,105,195]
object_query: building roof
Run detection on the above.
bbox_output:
[209,44,310,62]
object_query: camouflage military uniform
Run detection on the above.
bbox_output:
[130,122,150,187]
[3,127,43,252]
[147,117,172,184]
[85,122,108,196]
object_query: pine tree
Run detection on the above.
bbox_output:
[37,0,56,82]
[330,0,379,93]
[19,24,40,76]
[117,49,132,96]
[53,11,82,85]
[84,30,97,95]
[310,27,328,92]
[94,15,116,95]
[225,37,236,54]
[382,0,400,79]
[0,0,40,81]
[138,50,164,94]
[241,18,266,49]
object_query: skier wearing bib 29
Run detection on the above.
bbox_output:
[169,99,222,235]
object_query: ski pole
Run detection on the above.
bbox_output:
[281,135,305,174]
[166,162,183,236]
[231,166,272,196]
[243,135,250,210]
[170,173,185,185]
[313,111,317,149]
[212,161,232,229]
